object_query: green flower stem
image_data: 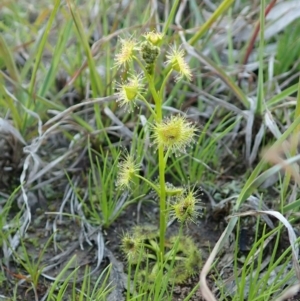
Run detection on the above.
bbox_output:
[135,175,160,195]
[137,93,157,117]
[159,69,173,101]
[135,55,167,259]
[149,81,161,113]
[151,80,167,260]
[134,56,148,76]
[144,73,167,260]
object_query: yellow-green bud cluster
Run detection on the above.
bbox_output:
[141,41,160,74]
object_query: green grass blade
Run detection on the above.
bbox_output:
[28,0,61,98]
[266,83,299,107]
[66,0,103,97]
[163,0,181,36]
[235,114,300,209]
[39,17,73,97]
[0,35,20,84]
[188,0,234,46]
[189,48,250,108]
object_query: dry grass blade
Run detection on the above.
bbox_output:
[248,122,265,165]
[188,83,247,116]
[246,195,275,228]
[274,283,300,301]
[2,209,31,262]
[106,248,128,301]
[263,138,300,185]
[184,44,250,108]
[44,95,117,127]
[199,226,229,301]
[41,227,105,283]
[174,0,187,43]
[244,104,255,163]
[199,197,298,301]
[265,1,300,39]
[234,209,300,281]
[0,118,26,145]
[26,150,74,185]
[264,110,282,139]
[103,107,133,139]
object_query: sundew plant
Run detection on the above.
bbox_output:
[114,31,202,258]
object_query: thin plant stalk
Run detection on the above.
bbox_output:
[153,75,167,258]
[150,67,175,258]
[154,70,173,258]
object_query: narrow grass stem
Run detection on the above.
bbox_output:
[162,0,181,36]
[159,69,173,101]
[188,0,234,46]
[164,149,171,165]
